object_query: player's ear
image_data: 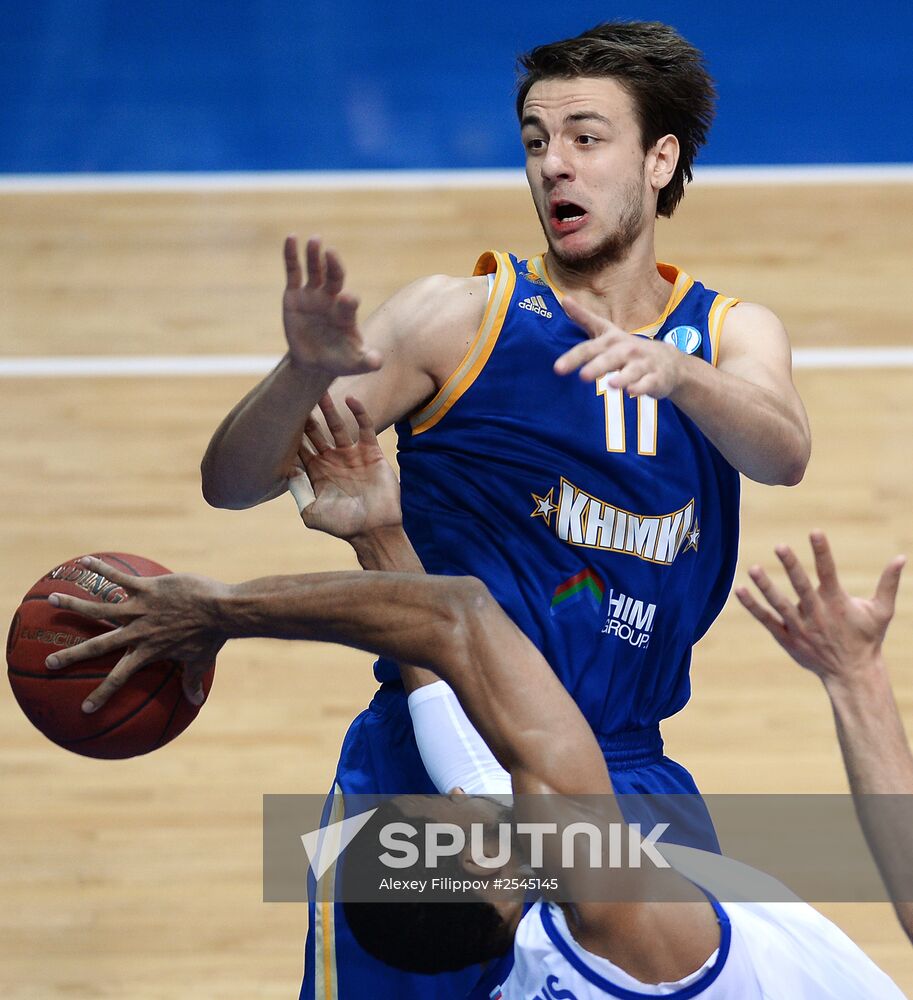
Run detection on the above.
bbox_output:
[648,134,679,192]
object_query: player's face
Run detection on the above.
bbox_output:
[521,76,653,271]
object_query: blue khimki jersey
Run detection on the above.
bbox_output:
[382,251,741,736]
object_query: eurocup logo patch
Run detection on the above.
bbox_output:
[663,325,702,355]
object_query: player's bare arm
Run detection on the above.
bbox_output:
[737,532,913,941]
[296,392,440,693]
[46,557,721,980]
[554,296,810,486]
[200,236,487,509]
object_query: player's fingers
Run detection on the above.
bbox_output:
[554,337,604,376]
[590,354,646,388]
[346,396,379,445]
[735,586,787,638]
[304,236,325,290]
[45,626,129,670]
[622,374,657,399]
[578,345,631,383]
[318,393,353,448]
[46,592,113,620]
[76,555,147,593]
[359,348,383,372]
[748,565,802,630]
[873,555,907,617]
[284,235,303,290]
[304,414,332,454]
[561,296,610,339]
[324,247,346,297]
[296,436,316,464]
[180,666,206,707]
[553,333,625,375]
[809,532,841,597]
[82,650,145,713]
[775,545,817,614]
[331,292,361,327]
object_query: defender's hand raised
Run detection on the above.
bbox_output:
[294,394,402,542]
[736,532,906,686]
[282,235,383,376]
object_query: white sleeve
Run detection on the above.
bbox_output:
[407,680,513,795]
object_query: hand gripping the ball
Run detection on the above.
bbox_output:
[45,557,229,713]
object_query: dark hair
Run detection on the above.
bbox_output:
[340,799,513,974]
[515,21,716,217]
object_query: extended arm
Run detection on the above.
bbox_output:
[46,558,716,971]
[737,532,913,941]
[201,237,383,508]
[200,237,485,509]
[554,297,810,486]
[46,561,606,797]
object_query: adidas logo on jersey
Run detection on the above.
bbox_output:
[518,294,552,319]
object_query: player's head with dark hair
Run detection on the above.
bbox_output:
[340,795,517,973]
[516,21,716,218]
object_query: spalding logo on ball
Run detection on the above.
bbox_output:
[6,553,216,759]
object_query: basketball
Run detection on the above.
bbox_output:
[6,553,216,759]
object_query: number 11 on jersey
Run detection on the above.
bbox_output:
[596,373,658,456]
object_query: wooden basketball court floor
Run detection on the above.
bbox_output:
[2,178,912,997]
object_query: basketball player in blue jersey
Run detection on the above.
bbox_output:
[197,20,811,998]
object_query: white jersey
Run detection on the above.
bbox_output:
[494,897,905,999]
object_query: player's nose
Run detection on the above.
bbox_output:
[540,143,574,183]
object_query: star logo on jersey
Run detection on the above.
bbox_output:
[683,521,700,553]
[530,488,557,526]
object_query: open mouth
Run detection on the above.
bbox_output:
[553,202,586,222]
[550,201,588,232]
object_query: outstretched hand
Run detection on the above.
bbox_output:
[282,235,382,376]
[294,394,402,542]
[736,532,906,686]
[44,557,229,713]
[554,295,683,397]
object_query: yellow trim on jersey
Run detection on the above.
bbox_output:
[409,251,516,435]
[631,263,694,337]
[708,294,740,367]
[314,783,343,1000]
[530,256,693,337]
[531,254,564,302]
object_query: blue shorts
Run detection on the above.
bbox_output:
[299,682,718,1000]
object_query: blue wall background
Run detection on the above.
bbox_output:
[3,1,911,173]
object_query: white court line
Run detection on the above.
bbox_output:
[1,164,912,193]
[0,355,282,377]
[0,348,912,378]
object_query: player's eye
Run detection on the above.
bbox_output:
[524,137,546,152]
[576,134,598,146]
